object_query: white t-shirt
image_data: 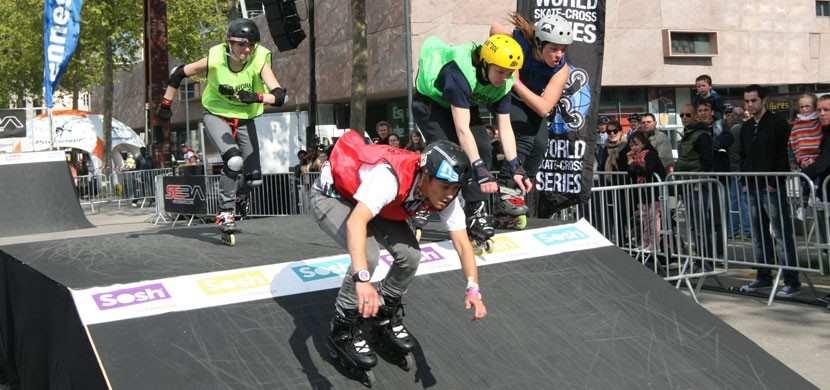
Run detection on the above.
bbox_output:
[316,162,466,231]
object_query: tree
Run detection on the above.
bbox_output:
[349,0,367,131]
[0,0,233,170]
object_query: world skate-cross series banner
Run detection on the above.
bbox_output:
[516,0,605,215]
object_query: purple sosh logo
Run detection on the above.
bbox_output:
[92,283,172,310]
[381,246,445,266]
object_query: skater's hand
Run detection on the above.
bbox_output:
[465,293,487,320]
[480,181,498,193]
[237,90,264,104]
[356,282,380,318]
[472,159,497,193]
[513,174,532,193]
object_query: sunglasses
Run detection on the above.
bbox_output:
[607,128,620,134]
[680,113,694,118]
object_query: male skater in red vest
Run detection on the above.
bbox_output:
[310,130,487,375]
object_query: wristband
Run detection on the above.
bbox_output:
[466,277,479,291]
[465,287,481,299]
[160,97,172,108]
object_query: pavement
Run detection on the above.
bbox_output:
[0,205,828,388]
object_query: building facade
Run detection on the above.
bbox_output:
[94,0,830,147]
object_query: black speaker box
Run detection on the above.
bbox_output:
[263,0,307,52]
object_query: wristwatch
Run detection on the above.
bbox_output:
[352,269,371,283]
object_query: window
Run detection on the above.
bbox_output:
[662,30,718,57]
[817,1,830,16]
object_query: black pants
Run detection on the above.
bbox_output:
[412,94,491,203]
[507,99,548,179]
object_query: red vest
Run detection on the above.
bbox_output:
[330,131,421,221]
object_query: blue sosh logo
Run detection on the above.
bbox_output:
[533,226,589,246]
[291,257,351,282]
[435,160,459,183]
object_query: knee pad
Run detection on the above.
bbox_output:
[222,148,244,176]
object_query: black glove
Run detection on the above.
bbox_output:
[471,159,496,184]
[271,87,287,106]
[218,84,235,97]
[237,90,263,104]
[157,97,172,120]
[502,158,527,179]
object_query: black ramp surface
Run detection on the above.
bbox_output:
[86,246,816,390]
[0,159,92,236]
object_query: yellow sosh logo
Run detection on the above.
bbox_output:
[489,236,520,253]
[198,271,269,295]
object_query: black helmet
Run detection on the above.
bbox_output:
[420,140,469,184]
[227,18,260,43]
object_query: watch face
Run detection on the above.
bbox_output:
[357,270,371,282]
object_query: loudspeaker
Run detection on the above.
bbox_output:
[263,0,306,52]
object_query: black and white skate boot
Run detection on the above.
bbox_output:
[328,310,377,370]
[466,201,495,251]
[374,295,417,371]
[235,196,250,220]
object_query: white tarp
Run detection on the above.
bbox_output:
[20,109,145,173]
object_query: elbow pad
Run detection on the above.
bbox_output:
[167,64,188,89]
[270,87,287,107]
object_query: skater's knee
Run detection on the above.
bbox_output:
[389,245,422,272]
[222,148,244,176]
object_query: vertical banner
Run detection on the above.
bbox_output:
[517,0,605,216]
[43,0,84,108]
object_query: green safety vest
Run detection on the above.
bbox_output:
[201,43,271,119]
[415,36,513,109]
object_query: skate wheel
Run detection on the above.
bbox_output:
[484,240,493,253]
[415,228,422,242]
[223,233,236,247]
[361,369,376,388]
[473,244,485,256]
[400,353,415,372]
[516,215,527,230]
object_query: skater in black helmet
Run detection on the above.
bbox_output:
[310,130,487,385]
[157,18,287,246]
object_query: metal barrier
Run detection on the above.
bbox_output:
[551,178,727,303]
[74,168,173,212]
[204,172,322,216]
[669,172,825,305]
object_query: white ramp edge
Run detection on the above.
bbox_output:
[71,219,612,325]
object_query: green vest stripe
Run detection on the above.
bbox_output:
[201,43,270,119]
[415,37,512,109]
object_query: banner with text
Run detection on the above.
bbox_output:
[517,0,605,215]
[163,175,208,215]
[43,0,84,108]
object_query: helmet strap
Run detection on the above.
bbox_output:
[225,42,249,67]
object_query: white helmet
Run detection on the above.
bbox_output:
[534,15,573,47]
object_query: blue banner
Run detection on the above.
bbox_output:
[43,0,84,108]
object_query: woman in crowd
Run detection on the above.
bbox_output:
[405,130,427,153]
[626,131,666,252]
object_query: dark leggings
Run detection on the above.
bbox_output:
[412,95,492,203]
[507,99,548,179]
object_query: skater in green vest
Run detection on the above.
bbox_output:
[157,18,287,246]
[412,34,532,249]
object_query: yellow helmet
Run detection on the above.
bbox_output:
[480,34,524,70]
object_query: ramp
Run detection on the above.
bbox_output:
[0,151,92,237]
[0,217,817,389]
